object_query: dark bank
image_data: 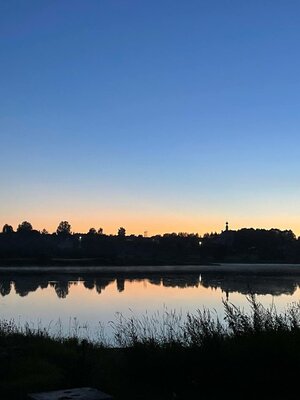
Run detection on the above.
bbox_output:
[0,297,299,400]
[1,221,300,266]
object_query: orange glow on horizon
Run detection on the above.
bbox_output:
[2,213,300,237]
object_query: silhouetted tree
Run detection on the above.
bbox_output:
[17,221,33,232]
[2,222,299,265]
[56,221,71,235]
[2,224,14,234]
[118,227,126,237]
[41,229,48,235]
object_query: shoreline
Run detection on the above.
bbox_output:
[1,263,300,275]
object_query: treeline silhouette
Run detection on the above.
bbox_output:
[1,220,300,264]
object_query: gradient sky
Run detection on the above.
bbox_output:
[1,0,300,235]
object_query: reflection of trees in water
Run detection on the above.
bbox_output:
[0,280,11,296]
[1,272,300,299]
[200,274,300,297]
[40,281,48,290]
[14,278,48,297]
[0,274,202,298]
[116,278,125,292]
[95,278,114,294]
[162,275,200,288]
[148,277,161,286]
[50,281,70,299]
[48,277,116,296]
[84,280,95,290]
[0,276,115,298]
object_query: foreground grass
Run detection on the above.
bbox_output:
[1,297,300,399]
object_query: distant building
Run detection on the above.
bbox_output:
[209,221,235,246]
[222,221,229,233]
[220,221,235,245]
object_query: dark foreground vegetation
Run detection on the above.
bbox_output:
[1,297,300,399]
[1,220,300,265]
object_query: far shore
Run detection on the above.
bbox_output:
[1,263,300,275]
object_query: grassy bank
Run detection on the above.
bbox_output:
[1,297,300,399]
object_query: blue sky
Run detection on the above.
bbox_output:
[1,0,300,234]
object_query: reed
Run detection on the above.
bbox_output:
[1,297,300,399]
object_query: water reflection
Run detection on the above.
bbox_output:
[51,280,70,299]
[0,273,300,299]
[200,275,298,298]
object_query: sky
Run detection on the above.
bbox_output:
[1,0,300,235]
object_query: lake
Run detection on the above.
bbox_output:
[1,267,300,342]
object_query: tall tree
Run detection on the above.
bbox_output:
[2,224,14,234]
[56,221,71,235]
[17,221,33,232]
[118,227,126,237]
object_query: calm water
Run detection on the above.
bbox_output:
[1,270,300,341]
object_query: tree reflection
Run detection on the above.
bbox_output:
[95,278,114,294]
[83,280,95,290]
[200,274,298,297]
[51,280,70,299]
[0,273,299,299]
[162,275,200,288]
[116,278,125,292]
[0,280,11,296]
[14,278,43,297]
